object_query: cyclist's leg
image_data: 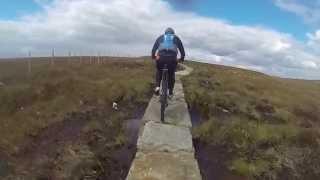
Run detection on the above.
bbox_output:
[167,57,177,95]
[156,58,164,88]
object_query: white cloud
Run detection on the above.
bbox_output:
[0,0,319,79]
[302,60,318,69]
[274,0,320,26]
[307,30,320,49]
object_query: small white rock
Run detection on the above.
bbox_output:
[112,102,118,110]
[222,109,230,113]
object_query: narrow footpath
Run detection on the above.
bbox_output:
[126,64,202,180]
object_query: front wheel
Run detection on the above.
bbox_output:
[161,101,165,122]
[160,69,168,123]
[160,80,167,123]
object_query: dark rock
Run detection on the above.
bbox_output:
[214,82,221,86]
[255,99,275,115]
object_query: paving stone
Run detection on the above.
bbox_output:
[126,151,201,180]
[137,122,194,153]
[142,84,191,128]
[127,65,201,180]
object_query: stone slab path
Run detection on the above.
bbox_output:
[126,64,202,180]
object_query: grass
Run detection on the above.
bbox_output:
[0,57,155,179]
[182,61,320,180]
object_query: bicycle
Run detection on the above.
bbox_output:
[160,64,169,123]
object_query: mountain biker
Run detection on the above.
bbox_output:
[151,27,185,98]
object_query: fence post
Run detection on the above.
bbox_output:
[51,48,55,66]
[68,51,72,63]
[98,52,100,65]
[28,51,32,75]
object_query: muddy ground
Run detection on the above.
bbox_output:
[0,105,146,180]
[190,108,246,180]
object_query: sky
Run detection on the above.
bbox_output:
[168,0,310,39]
[0,0,41,20]
[0,0,320,79]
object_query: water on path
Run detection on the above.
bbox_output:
[190,108,246,180]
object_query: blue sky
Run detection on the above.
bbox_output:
[0,0,311,39]
[0,0,42,20]
[168,0,310,40]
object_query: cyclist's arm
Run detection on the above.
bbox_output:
[176,36,185,62]
[151,36,162,59]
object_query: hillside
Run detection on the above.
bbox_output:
[1,58,320,180]
[182,61,320,180]
[0,57,154,179]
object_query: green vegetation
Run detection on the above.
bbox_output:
[182,61,320,180]
[0,57,154,179]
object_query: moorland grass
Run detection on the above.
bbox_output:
[182,61,320,180]
[0,57,154,154]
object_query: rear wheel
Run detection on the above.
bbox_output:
[160,69,168,123]
[161,100,166,122]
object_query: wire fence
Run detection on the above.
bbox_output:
[19,49,143,75]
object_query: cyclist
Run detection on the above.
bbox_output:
[151,27,185,98]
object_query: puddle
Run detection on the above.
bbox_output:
[3,104,148,180]
[17,112,89,160]
[125,118,141,146]
[190,107,205,127]
[190,108,246,180]
[7,107,145,179]
[103,107,145,180]
[0,159,9,177]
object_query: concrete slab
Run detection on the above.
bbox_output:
[142,85,191,128]
[164,101,191,127]
[171,80,186,100]
[138,122,193,153]
[126,151,202,180]
[176,64,193,76]
[142,96,161,121]
[126,64,201,180]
